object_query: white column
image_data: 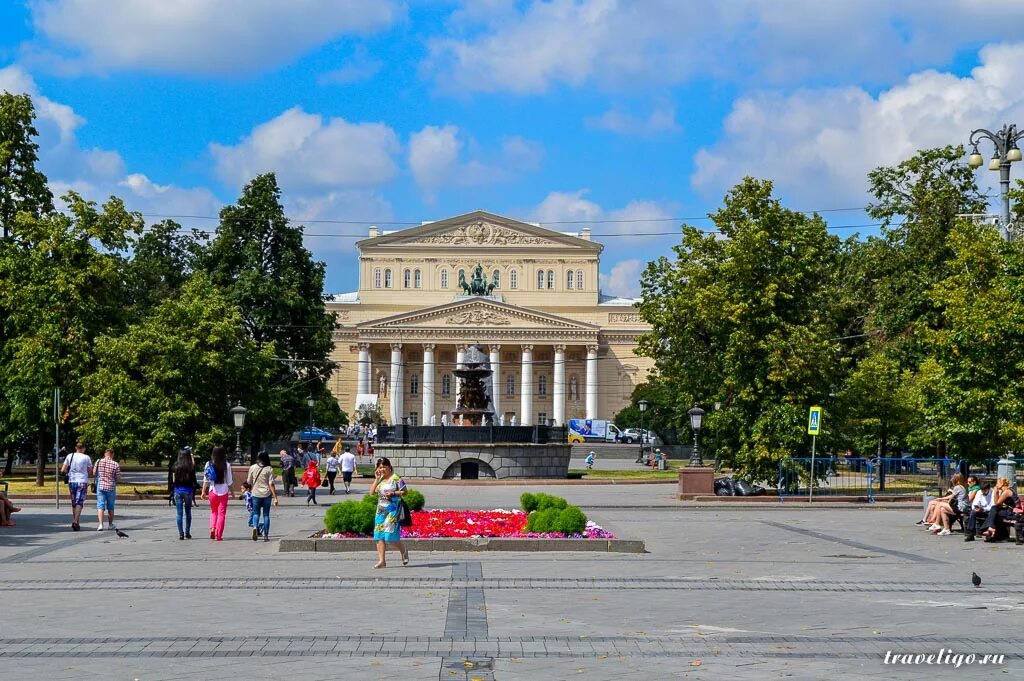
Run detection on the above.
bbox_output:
[489,344,501,418]
[520,344,533,426]
[389,343,402,425]
[553,344,566,427]
[357,343,370,395]
[422,343,435,425]
[585,344,598,419]
[455,344,467,401]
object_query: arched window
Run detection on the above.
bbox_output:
[441,374,451,396]
[566,270,574,289]
[373,268,382,288]
[509,269,518,289]
[414,269,422,288]
[505,374,515,397]
[576,270,584,290]
[440,269,449,289]
[537,270,544,289]
[547,270,555,289]
[403,269,411,288]
[410,374,419,395]
[492,269,500,289]
[384,269,392,288]
[538,375,548,396]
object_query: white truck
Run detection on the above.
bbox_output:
[567,419,622,444]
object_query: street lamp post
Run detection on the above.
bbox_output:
[230,402,247,464]
[636,400,649,464]
[967,123,1024,240]
[306,393,315,437]
[688,406,706,468]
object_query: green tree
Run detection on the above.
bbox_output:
[0,92,53,240]
[636,178,844,482]
[0,194,142,483]
[77,274,278,465]
[203,173,337,449]
[125,219,207,316]
[613,380,681,445]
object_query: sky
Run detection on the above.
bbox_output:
[2,1,1024,297]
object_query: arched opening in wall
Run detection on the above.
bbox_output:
[442,459,496,480]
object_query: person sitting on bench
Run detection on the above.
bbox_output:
[964,481,994,542]
[978,478,1019,542]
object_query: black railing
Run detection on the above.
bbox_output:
[377,424,567,445]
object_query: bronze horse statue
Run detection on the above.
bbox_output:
[459,264,497,296]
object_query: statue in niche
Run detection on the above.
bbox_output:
[378,372,388,397]
[569,375,579,401]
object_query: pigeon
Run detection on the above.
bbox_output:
[972,572,982,588]
[115,529,129,539]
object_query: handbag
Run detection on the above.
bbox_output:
[397,498,413,527]
[60,452,74,484]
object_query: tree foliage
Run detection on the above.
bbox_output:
[0,92,53,240]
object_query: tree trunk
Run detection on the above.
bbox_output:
[3,444,13,476]
[35,430,47,486]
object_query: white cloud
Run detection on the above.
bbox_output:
[586,104,679,136]
[599,259,642,298]
[691,42,1024,208]
[532,189,674,236]
[210,107,401,190]
[1,64,221,219]
[28,0,401,75]
[408,125,544,196]
[426,0,1024,94]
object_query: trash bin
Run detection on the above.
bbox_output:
[657,459,667,471]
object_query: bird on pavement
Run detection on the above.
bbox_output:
[115,529,129,539]
[972,572,982,588]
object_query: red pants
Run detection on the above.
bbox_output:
[208,492,229,540]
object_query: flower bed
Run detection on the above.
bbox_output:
[319,509,615,540]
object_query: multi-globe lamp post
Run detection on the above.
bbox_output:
[967,123,1023,241]
[230,402,247,464]
[687,406,705,468]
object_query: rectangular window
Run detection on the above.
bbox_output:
[441,374,451,396]
[410,374,419,395]
[440,269,449,289]
[547,270,555,289]
[408,412,419,426]
[374,268,382,288]
[506,374,515,397]
[576,270,584,289]
[403,269,411,288]
[567,271,574,289]
[414,269,422,288]
[537,412,548,426]
[510,269,518,289]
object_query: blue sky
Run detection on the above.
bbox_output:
[2,1,1024,295]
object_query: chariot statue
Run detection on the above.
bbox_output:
[459,263,498,296]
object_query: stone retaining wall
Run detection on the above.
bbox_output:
[374,443,572,479]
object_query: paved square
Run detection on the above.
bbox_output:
[1,484,1022,679]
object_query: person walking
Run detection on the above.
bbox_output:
[325,449,339,495]
[169,448,198,540]
[356,438,365,462]
[369,457,409,569]
[61,442,93,531]
[340,447,357,494]
[94,448,122,531]
[246,451,279,541]
[200,445,233,541]
[279,448,296,497]
[302,458,322,505]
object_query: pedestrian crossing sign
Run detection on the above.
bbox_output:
[807,406,822,435]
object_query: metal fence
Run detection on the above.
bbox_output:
[776,457,999,501]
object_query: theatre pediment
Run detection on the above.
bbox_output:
[358,298,598,332]
[358,210,601,252]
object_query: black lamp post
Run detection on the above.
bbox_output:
[688,406,705,468]
[306,393,315,436]
[230,402,247,464]
[967,123,1023,241]
[636,399,649,463]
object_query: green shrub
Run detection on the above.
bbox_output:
[404,488,425,511]
[362,493,378,506]
[525,505,588,535]
[324,500,375,535]
[521,492,568,513]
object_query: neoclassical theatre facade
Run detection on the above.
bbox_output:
[326,211,653,427]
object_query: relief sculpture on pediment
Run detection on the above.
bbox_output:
[444,309,512,326]
[416,221,552,246]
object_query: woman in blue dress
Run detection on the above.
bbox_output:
[370,457,409,568]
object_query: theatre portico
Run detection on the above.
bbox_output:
[326,211,654,427]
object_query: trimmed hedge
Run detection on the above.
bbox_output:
[404,489,425,511]
[324,500,375,535]
[520,492,568,513]
[521,493,587,535]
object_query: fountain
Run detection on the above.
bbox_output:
[450,344,494,426]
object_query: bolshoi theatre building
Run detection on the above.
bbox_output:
[326,211,653,427]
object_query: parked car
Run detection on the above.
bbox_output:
[620,428,660,445]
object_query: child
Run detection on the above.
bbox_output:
[241,481,255,527]
[584,451,595,470]
[301,460,321,506]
